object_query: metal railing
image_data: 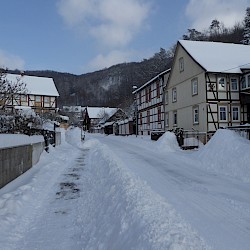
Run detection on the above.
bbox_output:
[226,125,250,140]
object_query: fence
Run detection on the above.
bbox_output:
[226,125,250,140]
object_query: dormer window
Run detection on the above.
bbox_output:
[218,77,226,91]
[230,77,238,91]
[241,74,250,90]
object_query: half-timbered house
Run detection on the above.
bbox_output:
[133,69,170,136]
[5,73,59,114]
[165,40,250,136]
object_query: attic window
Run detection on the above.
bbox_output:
[179,57,184,72]
[218,77,226,91]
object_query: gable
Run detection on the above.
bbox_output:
[167,42,205,89]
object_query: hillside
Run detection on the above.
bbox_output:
[24,49,172,109]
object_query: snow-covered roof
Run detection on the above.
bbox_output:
[133,69,171,94]
[6,73,59,96]
[85,107,118,119]
[179,40,250,73]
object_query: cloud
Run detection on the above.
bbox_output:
[0,50,25,70]
[57,0,151,48]
[185,0,248,30]
[87,50,133,71]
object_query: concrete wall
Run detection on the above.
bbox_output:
[0,141,44,189]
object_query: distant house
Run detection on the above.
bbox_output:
[117,118,134,136]
[133,69,170,136]
[4,73,59,113]
[165,40,250,136]
[82,107,126,133]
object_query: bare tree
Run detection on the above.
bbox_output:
[0,69,27,111]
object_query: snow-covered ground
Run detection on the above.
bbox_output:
[0,128,249,250]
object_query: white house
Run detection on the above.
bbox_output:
[165,40,250,137]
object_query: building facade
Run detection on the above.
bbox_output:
[4,73,59,114]
[165,40,250,135]
[133,69,170,136]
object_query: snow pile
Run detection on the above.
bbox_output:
[0,134,44,149]
[154,131,180,153]
[194,129,250,182]
[80,138,209,250]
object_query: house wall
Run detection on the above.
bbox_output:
[136,71,169,135]
[165,44,207,132]
[206,73,241,131]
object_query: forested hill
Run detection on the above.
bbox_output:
[25,49,172,109]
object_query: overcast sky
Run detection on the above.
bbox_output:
[0,0,249,74]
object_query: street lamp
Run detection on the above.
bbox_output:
[132,85,138,137]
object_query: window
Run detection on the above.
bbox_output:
[172,88,177,102]
[20,95,27,102]
[193,107,199,124]
[242,74,250,90]
[230,78,238,91]
[156,81,160,98]
[219,106,227,121]
[179,57,184,72]
[232,106,240,121]
[147,110,150,125]
[148,86,151,102]
[192,78,198,95]
[218,77,226,91]
[157,107,161,124]
[165,112,169,127]
[140,112,142,125]
[145,88,148,102]
[35,96,41,102]
[139,92,141,105]
[44,96,50,103]
[173,111,177,126]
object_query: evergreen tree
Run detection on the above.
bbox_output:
[242,7,250,44]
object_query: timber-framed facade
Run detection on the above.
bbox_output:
[4,73,59,114]
[133,69,170,136]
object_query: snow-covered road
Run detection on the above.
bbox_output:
[97,133,250,250]
[0,128,249,250]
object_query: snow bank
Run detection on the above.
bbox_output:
[154,131,180,153]
[194,129,250,182]
[0,134,44,149]
[80,138,209,250]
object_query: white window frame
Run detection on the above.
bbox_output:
[193,107,199,124]
[219,106,228,121]
[179,57,184,72]
[218,77,226,91]
[172,88,177,102]
[230,77,238,91]
[173,111,177,126]
[241,74,250,90]
[192,78,198,95]
[232,106,240,121]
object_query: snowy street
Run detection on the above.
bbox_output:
[0,128,250,250]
